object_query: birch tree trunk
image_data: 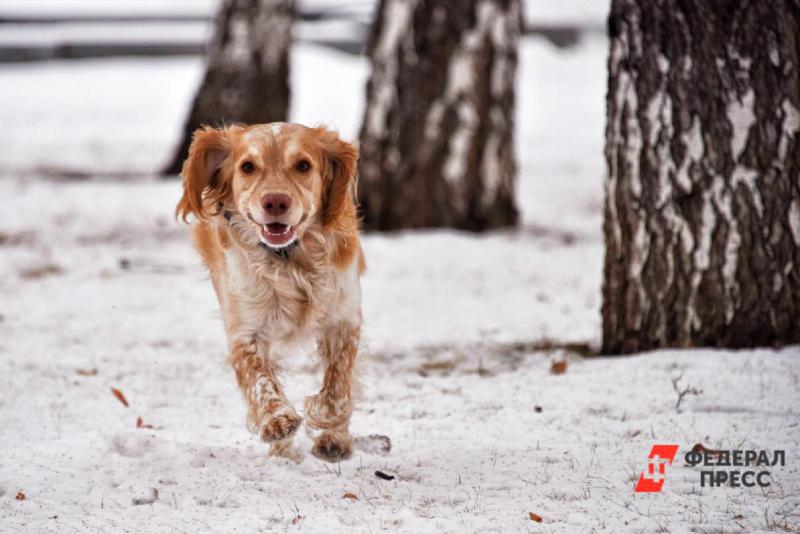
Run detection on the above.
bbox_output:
[603,0,800,354]
[357,0,520,231]
[162,0,294,176]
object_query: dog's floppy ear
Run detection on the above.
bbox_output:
[316,128,359,227]
[176,126,235,222]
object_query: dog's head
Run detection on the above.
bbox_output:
[176,123,358,250]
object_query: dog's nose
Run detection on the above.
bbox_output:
[262,194,291,217]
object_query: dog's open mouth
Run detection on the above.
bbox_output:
[260,222,295,248]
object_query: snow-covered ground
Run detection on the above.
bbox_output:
[0,24,799,534]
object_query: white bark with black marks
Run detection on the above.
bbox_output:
[163,0,294,175]
[603,0,800,354]
[358,0,520,231]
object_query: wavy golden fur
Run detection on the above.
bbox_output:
[177,122,365,462]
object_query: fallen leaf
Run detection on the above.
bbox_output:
[136,416,154,429]
[418,360,456,376]
[15,491,26,501]
[692,443,720,456]
[19,264,63,280]
[290,515,304,525]
[111,388,129,408]
[76,368,98,376]
[374,470,395,481]
[342,492,359,501]
[529,512,542,522]
[550,359,568,375]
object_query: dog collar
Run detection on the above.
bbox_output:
[263,239,299,259]
[221,207,298,260]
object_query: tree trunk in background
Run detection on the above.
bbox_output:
[357,0,520,231]
[162,0,294,176]
[603,0,800,354]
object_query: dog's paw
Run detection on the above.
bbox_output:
[312,431,353,462]
[259,410,302,443]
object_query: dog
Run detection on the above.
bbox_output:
[176,122,364,462]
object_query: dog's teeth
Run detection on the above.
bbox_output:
[262,224,292,237]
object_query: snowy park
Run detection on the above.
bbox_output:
[0,1,798,532]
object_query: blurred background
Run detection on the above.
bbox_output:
[0,0,608,348]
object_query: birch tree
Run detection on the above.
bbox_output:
[603,0,800,354]
[357,0,521,231]
[163,0,294,175]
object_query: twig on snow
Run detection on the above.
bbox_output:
[671,374,703,412]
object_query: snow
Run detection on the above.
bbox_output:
[0,19,366,55]
[0,44,365,176]
[1,19,799,534]
[290,43,368,139]
[524,0,608,27]
[0,21,211,46]
[0,57,203,175]
[518,34,606,235]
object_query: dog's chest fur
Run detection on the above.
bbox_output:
[223,250,321,343]
[221,245,358,348]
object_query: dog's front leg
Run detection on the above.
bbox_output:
[305,322,360,461]
[230,340,302,447]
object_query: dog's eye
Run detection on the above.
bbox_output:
[295,160,311,173]
[241,161,255,174]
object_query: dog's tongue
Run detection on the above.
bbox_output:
[262,223,294,246]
